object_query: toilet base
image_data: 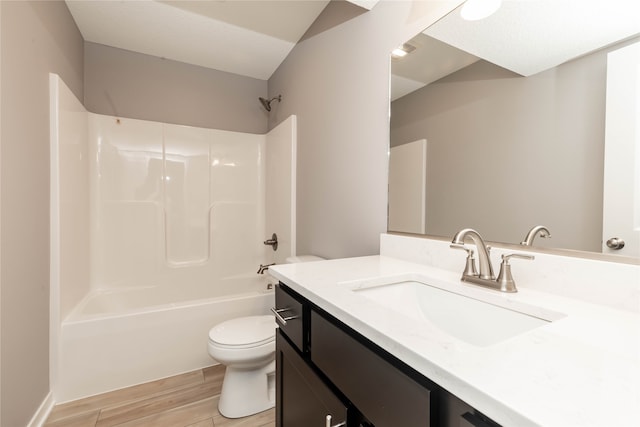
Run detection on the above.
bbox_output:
[218,360,276,418]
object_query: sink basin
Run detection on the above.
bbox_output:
[351,277,563,346]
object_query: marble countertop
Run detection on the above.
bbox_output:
[269,255,640,427]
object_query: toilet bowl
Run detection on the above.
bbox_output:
[208,315,276,418]
[208,254,324,418]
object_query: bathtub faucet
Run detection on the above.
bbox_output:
[257,263,275,274]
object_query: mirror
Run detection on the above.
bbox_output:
[389,1,640,261]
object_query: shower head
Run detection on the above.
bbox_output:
[259,97,271,111]
[259,95,282,112]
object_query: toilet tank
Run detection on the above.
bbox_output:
[285,255,325,263]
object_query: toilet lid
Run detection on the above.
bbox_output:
[208,315,275,348]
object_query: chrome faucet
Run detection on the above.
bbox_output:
[451,228,495,279]
[451,228,534,293]
[520,225,551,246]
[257,263,275,274]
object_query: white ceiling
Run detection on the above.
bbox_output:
[392,0,640,101]
[391,33,479,101]
[426,0,640,77]
[68,0,640,100]
[66,0,337,80]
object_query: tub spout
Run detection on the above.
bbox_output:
[257,263,275,274]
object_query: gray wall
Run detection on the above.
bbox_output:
[390,41,636,253]
[84,42,269,134]
[268,1,464,259]
[0,1,463,423]
[0,2,84,426]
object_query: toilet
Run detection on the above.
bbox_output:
[207,255,324,418]
[208,315,277,418]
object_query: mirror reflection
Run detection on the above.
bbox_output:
[389,1,640,259]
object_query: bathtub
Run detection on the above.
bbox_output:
[56,275,274,403]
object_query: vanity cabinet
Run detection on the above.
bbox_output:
[275,283,500,427]
[311,311,432,426]
[276,332,348,426]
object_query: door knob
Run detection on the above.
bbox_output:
[606,237,625,250]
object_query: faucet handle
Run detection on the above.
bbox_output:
[450,244,479,277]
[496,253,534,292]
[450,243,471,253]
[502,253,535,262]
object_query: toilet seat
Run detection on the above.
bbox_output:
[208,315,275,349]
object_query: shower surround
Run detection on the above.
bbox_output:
[49,74,296,402]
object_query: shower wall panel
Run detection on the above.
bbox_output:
[50,74,90,328]
[163,125,211,265]
[89,116,163,288]
[88,114,266,290]
[265,115,297,264]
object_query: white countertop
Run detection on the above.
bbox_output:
[269,255,640,427]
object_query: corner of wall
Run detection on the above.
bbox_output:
[26,392,54,427]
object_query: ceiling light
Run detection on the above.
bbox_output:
[460,0,502,21]
[392,48,408,58]
[392,43,416,59]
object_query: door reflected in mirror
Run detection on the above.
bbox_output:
[389,1,640,260]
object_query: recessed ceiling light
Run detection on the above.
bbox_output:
[460,0,502,21]
[392,43,416,59]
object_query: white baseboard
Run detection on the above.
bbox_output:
[27,392,55,427]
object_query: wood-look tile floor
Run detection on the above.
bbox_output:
[44,365,275,427]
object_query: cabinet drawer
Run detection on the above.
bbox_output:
[274,284,305,352]
[311,310,431,427]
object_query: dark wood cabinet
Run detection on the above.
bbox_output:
[275,283,501,427]
[311,310,432,427]
[276,331,347,427]
[274,282,305,352]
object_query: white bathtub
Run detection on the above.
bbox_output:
[56,275,274,403]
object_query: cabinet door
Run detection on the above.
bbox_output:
[311,310,431,427]
[276,331,347,427]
